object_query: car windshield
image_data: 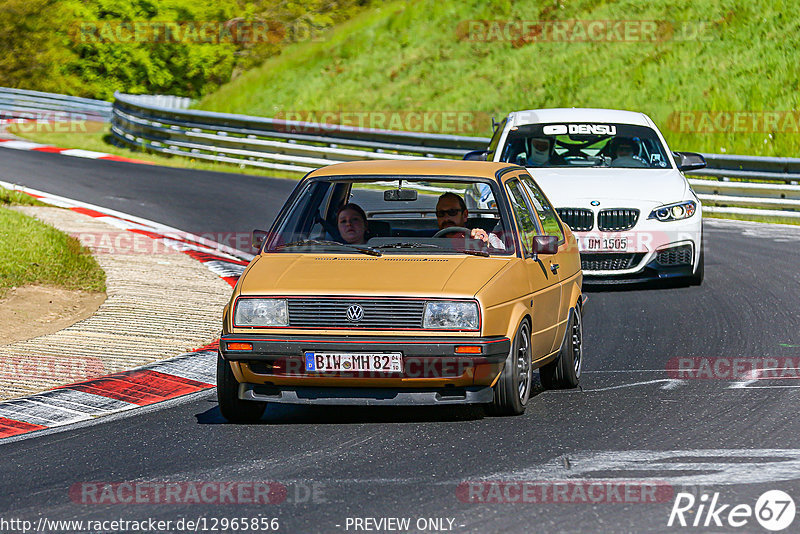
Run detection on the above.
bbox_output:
[500,123,671,169]
[265,176,514,256]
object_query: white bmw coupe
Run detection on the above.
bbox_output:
[468,108,706,285]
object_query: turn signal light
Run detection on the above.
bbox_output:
[227,342,253,351]
[455,346,482,354]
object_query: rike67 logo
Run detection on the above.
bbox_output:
[668,490,796,531]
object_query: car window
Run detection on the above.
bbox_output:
[505,179,538,255]
[266,176,513,255]
[519,175,565,242]
[500,123,671,169]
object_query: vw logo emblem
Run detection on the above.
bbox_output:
[346,304,364,322]
[590,200,600,206]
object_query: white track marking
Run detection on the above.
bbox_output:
[59,149,109,159]
[0,140,47,150]
[484,449,800,486]
[729,367,800,389]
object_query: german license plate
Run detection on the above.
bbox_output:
[581,236,628,251]
[304,352,403,373]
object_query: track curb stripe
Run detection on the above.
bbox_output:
[0,184,249,442]
[0,134,152,165]
[65,369,212,406]
[0,417,48,439]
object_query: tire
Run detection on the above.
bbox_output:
[689,245,704,286]
[490,319,533,416]
[540,307,582,389]
[216,352,267,423]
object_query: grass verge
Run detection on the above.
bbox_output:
[0,187,106,297]
[196,0,800,158]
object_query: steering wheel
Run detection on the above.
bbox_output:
[433,226,472,238]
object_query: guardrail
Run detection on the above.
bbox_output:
[110,92,488,173]
[110,92,800,220]
[2,86,798,221]
[0,87,112,121]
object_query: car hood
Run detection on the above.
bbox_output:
[238,254,513,298]
[527,168,689,206]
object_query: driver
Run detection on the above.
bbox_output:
[613,138,636,159]
[609,137,647,167]
[435,192,505,249]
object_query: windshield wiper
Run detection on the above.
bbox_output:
[376,241,490,257]
[455,248,491,257]
[376,242,441,250]
[274,239,382,256]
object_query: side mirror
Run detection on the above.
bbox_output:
[252,229,268,250]
[532,235,559,255]
[463,149,489,161]
[674,151,706,172]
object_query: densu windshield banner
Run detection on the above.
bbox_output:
[543,124,618,135]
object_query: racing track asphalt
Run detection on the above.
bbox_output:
[1,146,800,533]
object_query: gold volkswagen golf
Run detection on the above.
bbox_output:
[217,160,584,421]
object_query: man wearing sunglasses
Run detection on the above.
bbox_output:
[435,192,505,249]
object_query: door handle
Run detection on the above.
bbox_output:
[550,263,559,274]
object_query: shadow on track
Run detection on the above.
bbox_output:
[195,383,547,425]
[583,278,700,293]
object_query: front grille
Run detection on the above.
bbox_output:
[597,209,639,231]
[557,208,594,231]
[287,298,425,329]
[581,253,645,271]
[657,245,693,266]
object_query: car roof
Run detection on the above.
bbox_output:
[308,159,520,178]
[508,108,654,127]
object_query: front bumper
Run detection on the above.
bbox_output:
[582,253,695,284]
[577,218,702,279]
[240,384,494,406]
[219,334,511,402]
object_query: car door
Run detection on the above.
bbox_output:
[519,174,571,350]
[505,176,562,358]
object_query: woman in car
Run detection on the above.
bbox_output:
[337,203,369,244]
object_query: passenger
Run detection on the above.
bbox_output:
[526,137,553,166]
[435,192,505,249]
[337,203,368,244]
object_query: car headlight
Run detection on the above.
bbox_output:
[648,201,697,222]
[423,301,479,330]
[234,298,288,326]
